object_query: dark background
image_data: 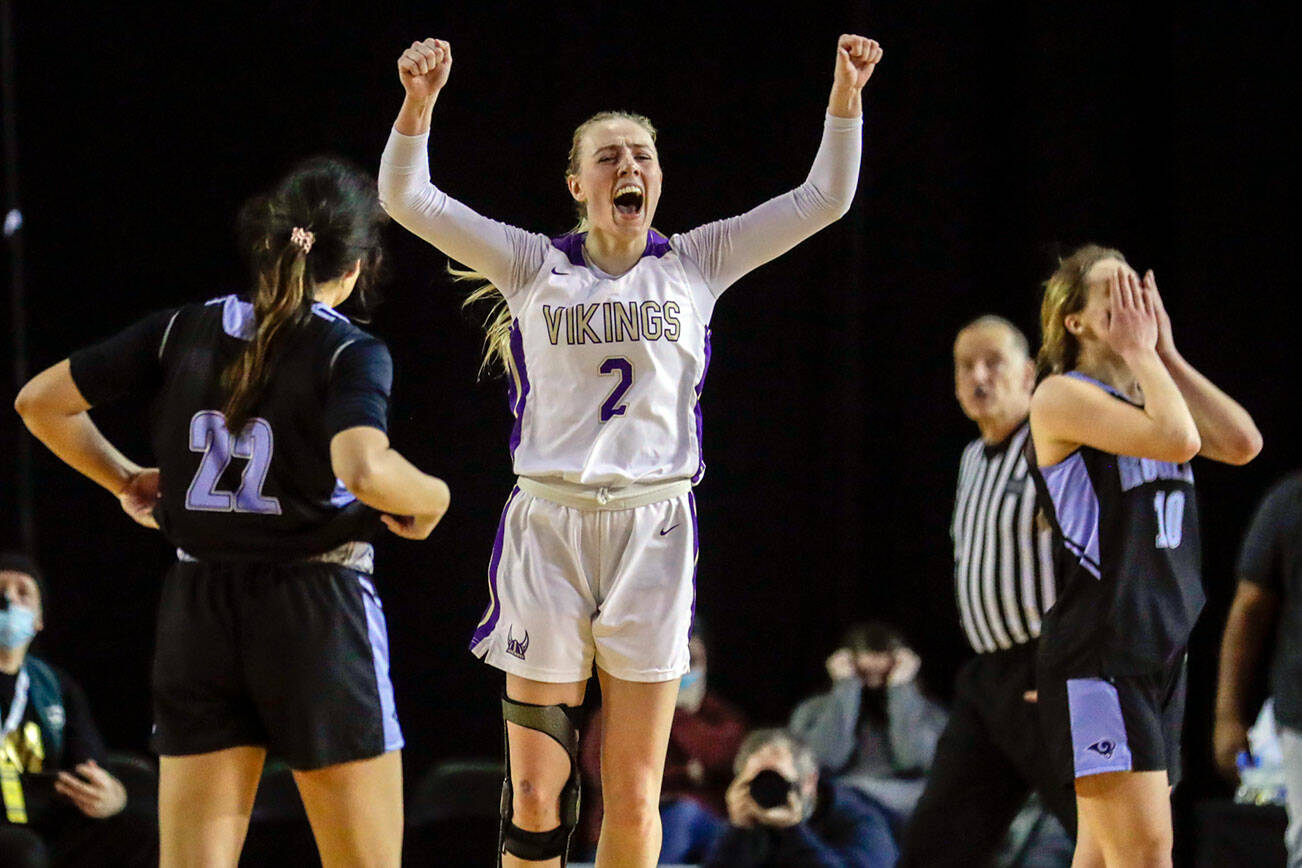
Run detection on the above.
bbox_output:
[1,0,1295,856]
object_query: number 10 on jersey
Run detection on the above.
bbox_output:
[1153,490,1185,550]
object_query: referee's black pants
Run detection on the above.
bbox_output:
[897,640,1076,867]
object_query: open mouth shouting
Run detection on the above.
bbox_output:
[613,184,645,221]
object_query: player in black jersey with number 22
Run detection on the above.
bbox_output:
[15,158,449,868]
[1027,245,1260,868]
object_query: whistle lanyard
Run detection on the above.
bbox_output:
[1,669,32,822]
[2,669,29,737]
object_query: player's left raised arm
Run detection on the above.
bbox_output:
[827,34,883,118]
[1146,271,1263,465]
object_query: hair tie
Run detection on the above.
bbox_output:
[290,226,315,255]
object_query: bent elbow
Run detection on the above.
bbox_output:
[375,170,410,220]
[1171,430,1202,464]
[13,380,45,424]
[1232,427,1264,465]
[337,461,379,503]
[375,182,402,220]
[13,385,33,420]
[822,188,856,223]
[829,198,854,222]
[1171,432,1197,465]
[1218,429,1264,466]
[432,480,451,518]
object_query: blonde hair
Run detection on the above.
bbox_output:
[459,111,659,379]
[1036,244,1126,380]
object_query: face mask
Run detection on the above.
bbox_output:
[0,606,37,650]
[677,667,707,710]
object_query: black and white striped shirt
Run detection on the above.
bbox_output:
[951,421,1057,654]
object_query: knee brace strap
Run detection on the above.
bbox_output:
[499,696,583,864]
[501,819,573,862]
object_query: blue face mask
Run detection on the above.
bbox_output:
[0,606,37,650]
[679,669,704,691]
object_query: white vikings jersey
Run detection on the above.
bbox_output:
[380,113,862,487]
[501,231,712,486]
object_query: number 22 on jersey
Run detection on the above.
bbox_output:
[185,410,282,515]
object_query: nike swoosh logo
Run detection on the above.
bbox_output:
[552,267,569,275]
[659,524,680,536]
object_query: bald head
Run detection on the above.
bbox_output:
[955,315,1029,358]
[953,315,1035,442]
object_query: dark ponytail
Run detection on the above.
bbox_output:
[222,157,387,432]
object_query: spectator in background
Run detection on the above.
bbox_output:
[789,622,947,825]
[1215,471,1302,867]
[704,728,897,868]
[0,552,156,867]
[579,619,747,863]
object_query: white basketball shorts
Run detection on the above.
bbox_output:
[469,479,698,683]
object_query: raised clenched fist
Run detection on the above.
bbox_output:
[834,34,883,91]
[397,38,452,99]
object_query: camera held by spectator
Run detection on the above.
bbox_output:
[705,728,897,868]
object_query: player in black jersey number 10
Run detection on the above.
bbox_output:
[16,158,450,868]
[1028,245,1260,868]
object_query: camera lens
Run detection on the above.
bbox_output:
[749,769,794,809]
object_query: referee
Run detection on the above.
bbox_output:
[898,315,1074,867]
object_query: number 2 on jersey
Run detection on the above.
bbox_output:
[185,411,282,515]
[1153,490,1185,550]
[599,357,633,423]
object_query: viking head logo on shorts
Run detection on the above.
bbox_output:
[1086,739,1116,759]
[506,626,530,660]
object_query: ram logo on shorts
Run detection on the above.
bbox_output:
[1087,739,1116,759]
[506,626,530,660]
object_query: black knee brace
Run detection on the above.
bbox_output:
[499,695,582,865]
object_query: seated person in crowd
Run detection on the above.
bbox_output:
[0,552,156,868]
[705,728,897,868]
[789,622,947,825]
[579,619,747,863]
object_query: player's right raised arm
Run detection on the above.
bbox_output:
[379,39,541,293]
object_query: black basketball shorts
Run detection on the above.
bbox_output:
[1040,653,1187,788]
[151,558,403,770]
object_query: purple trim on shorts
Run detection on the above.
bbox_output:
[357,576,404,751]
[1067,677,1133,777]
[691,329,713,484]
[220,295,256,340]
[644,230,671,258]
[1041,451,1101,578]
[688,491,700,634]
[470,486,521,650]
[506,322,531,457]
[550,233,587,267]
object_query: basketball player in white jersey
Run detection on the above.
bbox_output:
[378,34,882,867]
